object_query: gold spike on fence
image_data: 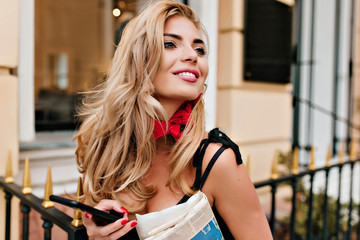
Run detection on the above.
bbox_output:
[271,151,279,180]
[42,165,54,208]
[291,147,299,175]
[5,150,14,183]
[338,142,344,164]
[350,139,356,161]
[308,146,316,171]
[325,145,331,167]
[246,155,250,174]
[72,177,84,227]
[21,157,32,194]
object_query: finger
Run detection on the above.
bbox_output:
[95,200,128,216]
[109,220,138,239]
[82,212,99,237]
[97,218,129,237]
[82,212,93,226]
[84,212,92,220]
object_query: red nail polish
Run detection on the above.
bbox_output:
[120,207,129,215]
[130,221,137,228]
[121,219,129,225]
[84,213,90,219]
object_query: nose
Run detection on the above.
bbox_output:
[182,45,198,63]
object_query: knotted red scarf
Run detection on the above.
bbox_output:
[154,95,201,141]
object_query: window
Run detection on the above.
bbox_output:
[34,0,145,131]
[243,0,293,84]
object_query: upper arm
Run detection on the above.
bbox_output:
[202,145,272,240]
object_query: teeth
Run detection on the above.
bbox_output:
[177,72,196,77]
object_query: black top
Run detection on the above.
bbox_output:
[120,128,243,240]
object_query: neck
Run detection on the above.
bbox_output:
[155,135,174,152]
[158,98,186,120]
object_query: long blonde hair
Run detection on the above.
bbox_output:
[74,0,207,212]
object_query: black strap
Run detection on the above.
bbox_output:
[198,145,226,189]
[207,128,242,165]
[192,128,243,191]
[178,194,190,204]
[193,140,210,189]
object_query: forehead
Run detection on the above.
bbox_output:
[164,16,201,39]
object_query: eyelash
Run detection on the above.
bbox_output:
[164,41,207,56]
[195,47,206,56]
[164,41,176,49]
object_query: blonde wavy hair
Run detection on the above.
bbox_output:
[74,0,207,213]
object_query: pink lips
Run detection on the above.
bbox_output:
[172,68,199,82]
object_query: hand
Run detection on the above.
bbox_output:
[83,199,138,240]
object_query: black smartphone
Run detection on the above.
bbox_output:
[49,195,124,226]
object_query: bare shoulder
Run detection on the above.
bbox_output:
[200,128,252,201]
[200,141,272,239]
[202,142,249,193]
[203,142,239,167]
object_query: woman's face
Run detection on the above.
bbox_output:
[153,16,209,106]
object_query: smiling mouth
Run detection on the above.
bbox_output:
[172,69,200,78]
[173,71,198,83]
[175,72,197,78]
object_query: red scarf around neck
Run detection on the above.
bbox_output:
[153,94,201,141]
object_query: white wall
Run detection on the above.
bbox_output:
[18,0,35,142]
[189,0,218,131]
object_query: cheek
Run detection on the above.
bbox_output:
[153,60,169,85]
[201,61,209,81]
[158,51,174,71]
[153,68,171,96]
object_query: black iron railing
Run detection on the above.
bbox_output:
[0,178,88,240]
[254,158,360,240]
[1,158,359,239]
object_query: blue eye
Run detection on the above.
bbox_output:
[164,41,176,48]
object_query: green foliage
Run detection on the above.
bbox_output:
[281,188,356,238]
[277,150,359,239]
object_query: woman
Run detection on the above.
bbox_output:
[74,1,272,239]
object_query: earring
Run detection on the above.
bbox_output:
[202,83,208,93]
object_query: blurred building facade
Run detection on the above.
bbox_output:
[0,1,20,238]
[217,0,360,186]
[1,0,360,239]
[217,0,293,182]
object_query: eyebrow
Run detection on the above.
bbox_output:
[163,33,204,44]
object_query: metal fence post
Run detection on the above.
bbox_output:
[42,217,53,240]
[336,165,343,240]
[21,203,31,240]
[290,178,298,240]
[4,190,12,240]
[323,168,330,240]
[307,172,315,240]
[270,183,278,236]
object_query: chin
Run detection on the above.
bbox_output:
[180,89,202,101]
[158,89,202,103]
[189,94,201,101]
[182,93,201,102]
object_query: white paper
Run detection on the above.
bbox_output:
[135,191,224,240]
